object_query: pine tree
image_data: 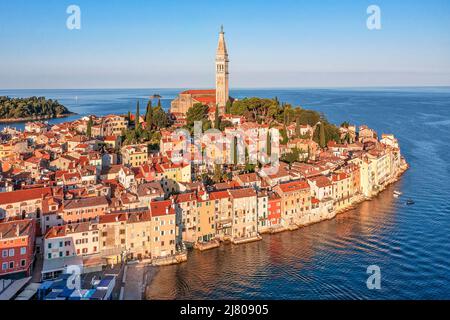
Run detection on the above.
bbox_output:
[267,130,271,157]
[135,100,140,131]
[233,137,238,165]
[86,116,93,138]
[225,100,232,114]
[214,105,220,129]
[146,100,153,130]
[319,122,326,148]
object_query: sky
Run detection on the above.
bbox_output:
[0,0,449,89]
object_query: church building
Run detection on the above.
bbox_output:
[170,26,231,127]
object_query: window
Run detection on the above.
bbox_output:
[1,250,7,258]
[21,259,26,267]
[9,261,14,269]
[2,262,7,270]
[48,243,52,249]
[9,249,14,257]
[20,247,26,255]
[48,253,52,259]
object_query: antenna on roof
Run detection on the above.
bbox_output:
[220,25,224,34]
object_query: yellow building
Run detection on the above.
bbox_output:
[274,180,311,227]
[196,192,216,243]
[150,200,177,258]
[229,188,259,243]
[331,172,352,211]
[121,144,148,167]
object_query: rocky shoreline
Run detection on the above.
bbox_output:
[0,112,77,124]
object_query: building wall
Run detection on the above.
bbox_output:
[231,196,258,240]
[0,221,35,276]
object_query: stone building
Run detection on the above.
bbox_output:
[170,26,231,126]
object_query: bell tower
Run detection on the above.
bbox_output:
[216,25,229,114]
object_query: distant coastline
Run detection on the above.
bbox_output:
[0,112,77,124]
[0,96,75,124]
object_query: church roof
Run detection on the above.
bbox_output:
[181,89,216,95]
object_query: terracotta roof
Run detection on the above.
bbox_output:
[228,188,257,199]
[0,219,34,239]
[0,187,52,205]
[181,89,216,95]
[277,180,310,193]
[309,175,332,188]
[150,200,175,217]
[174,192,197,203]
[64,196,109,210]
[209,190,230,200]
[194,96,216,105]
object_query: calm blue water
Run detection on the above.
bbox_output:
[2,87,450,299]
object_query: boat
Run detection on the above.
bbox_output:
[393,194,399,198]
[406,199,415,205]
[394,190,403,196]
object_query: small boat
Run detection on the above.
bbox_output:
[393,194,399,198]
[406,199,415,205]
[394,190,403,196]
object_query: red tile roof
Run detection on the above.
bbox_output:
[0,219,34,239]
[277,180,310,193]
[0,187,52,205]
[228,188,257,199]
[150,200,175,217]
[181,89,216,95]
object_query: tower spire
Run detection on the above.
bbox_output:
[216,26,229,113]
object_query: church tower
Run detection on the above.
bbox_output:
[216,25,229,113]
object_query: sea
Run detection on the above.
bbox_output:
[1,87,449,299]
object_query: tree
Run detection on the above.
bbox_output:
[213,164,222,183]
[146,100,153,130]
[86,116,93,138]
[232,137,238,165]
[219,120,233,131]
[319,122,326,148]
[214,105,220,129]
[281,148,300,164]
[186,103,209,132]
[135,101,140,131]
[225,100,233,114]
[153,107,169,129]
[280,128,289,144]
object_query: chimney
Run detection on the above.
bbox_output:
[0,232,2,239]
[16,224,20,237]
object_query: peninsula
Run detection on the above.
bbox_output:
[0,96,75,123]
[0,27,408,300]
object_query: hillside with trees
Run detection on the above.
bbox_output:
[228,97,340,146]
[0,96,73,122]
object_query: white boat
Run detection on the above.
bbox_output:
[393,193,399,198]
[394,190,403,196]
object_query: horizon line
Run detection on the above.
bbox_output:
[1,85,450,91]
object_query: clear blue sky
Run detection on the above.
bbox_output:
[1,0,449,88]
